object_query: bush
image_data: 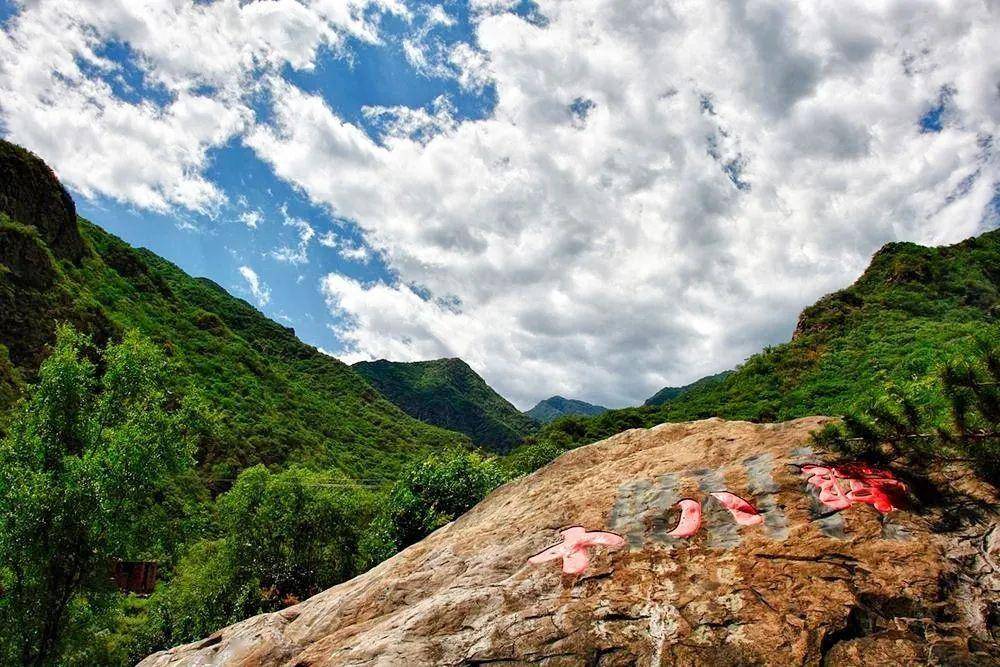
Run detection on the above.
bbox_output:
[359,450,509,570]
[143,465,370,650]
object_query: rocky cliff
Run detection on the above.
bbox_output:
[141,417,999,666]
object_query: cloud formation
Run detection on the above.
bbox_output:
[238,265,271,307]
[0,0,406,212]
[251,0,1000,407]
[3,1,999,408]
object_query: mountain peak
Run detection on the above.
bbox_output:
[525,395,607,423]
[352,358,536,452]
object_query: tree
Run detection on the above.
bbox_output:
[144,465,368,649]
[217,465,366,603]
[359,449,509,570]
[813,341,999,484]
[0,326,196,666]
[506,438,563,477]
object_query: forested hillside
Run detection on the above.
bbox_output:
[643,371,733,406]
[353,357,537,452]
[531,228,1000,449]
[525,395,607,423]
[0,139,466,484]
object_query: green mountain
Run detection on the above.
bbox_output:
[352,358,537,452]
[0,139,466,483]
[525,395,607,423]
[535,228,1000,448]
[643,371,733,406]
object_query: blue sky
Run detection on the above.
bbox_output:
[19,1,501,354]
[2,0,997,408]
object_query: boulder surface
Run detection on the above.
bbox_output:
[141,417,999,666]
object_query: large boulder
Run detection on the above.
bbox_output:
[141,417,999,666]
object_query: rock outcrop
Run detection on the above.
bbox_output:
[0,139,85,261]
[141,417,999,666]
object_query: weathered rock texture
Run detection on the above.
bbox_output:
[141,417,1000,666]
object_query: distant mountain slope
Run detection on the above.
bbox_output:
[643,371,733,406]
[525,396,607,423]
[353,358,537,452]
[535,227,1000,447]
[0,139,466,482]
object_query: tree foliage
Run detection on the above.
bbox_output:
[359,450,509,570]
[0,325,197,666]
[142,465,369,651]
[813,341,1000,483]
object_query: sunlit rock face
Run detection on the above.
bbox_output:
[141,417,999,666]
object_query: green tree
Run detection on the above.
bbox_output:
[359,449,509,570]
[145,465,368,649]
[506,438,563,477]
[813,342,1000,484]
[0,326,196,666]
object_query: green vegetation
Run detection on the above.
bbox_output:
[813,342,999,483]
[643,371,733,406]
[353,358,537,452]
[358,449,510,569]
[139,464,370,654]
[0,139,467,484]
[0,326,199,666]
[529,230,1000,455]
[524,395,607,423]
[0,326,510,665]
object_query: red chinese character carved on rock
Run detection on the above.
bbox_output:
[528,526,626,574]
[801,463,906,514]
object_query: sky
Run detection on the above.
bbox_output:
[1,1,998,410]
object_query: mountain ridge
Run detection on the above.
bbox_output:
[525,395,607,423]
[352,357,537,452]
[643,370,734,406]
[0,138,467,482]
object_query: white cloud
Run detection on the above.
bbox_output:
[6,0,1000,410]
[318,230,373,263]
[363,95,457,143]
[271,205,316,264]
[238,209,264,229]
[447,42,492,92]
[250,0,1000,408]
[398,4,492,91]
[0,0,406,211]
[238,265,271,307]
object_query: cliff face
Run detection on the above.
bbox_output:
[141,417,999,666]
[0,140,84,262]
